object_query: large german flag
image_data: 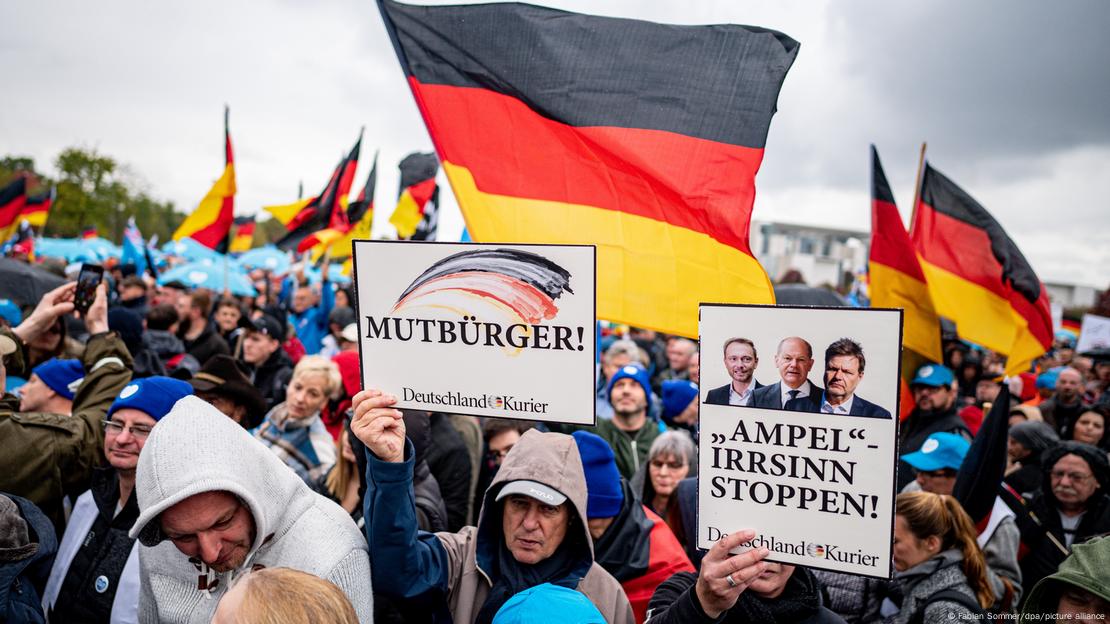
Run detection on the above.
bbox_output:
[284,132,363,252]
[0,177,27,236]
[911,163,1052,374]
[229,216,255,253]
[173,106,236,252]
[868,146,942,363]
[388,151,437,240]
[378,0,798,336]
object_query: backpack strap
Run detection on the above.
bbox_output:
[909,589,986,624]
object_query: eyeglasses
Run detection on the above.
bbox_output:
[103,420,153,439]
[1050,470,1093,483]
[650,459,686,471]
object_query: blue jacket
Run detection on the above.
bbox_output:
[0,495,58,624]
[282,277,334,354]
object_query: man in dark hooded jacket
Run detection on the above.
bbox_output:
[1013,441,1110,597]
[0,494,57,624]
[353,389,634,623]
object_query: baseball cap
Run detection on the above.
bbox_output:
[496,479,567,507]
[911,364,954,388]
[247,314,285,342]
[340,323,359,343]
[901,432,970,472]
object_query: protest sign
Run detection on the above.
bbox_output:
[352,241,596,425]
[698,304,901,578]
[1076,313,1110,353]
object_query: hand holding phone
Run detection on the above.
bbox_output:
[74,264,105,316]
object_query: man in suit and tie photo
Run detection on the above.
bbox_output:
[750,336,822,412]
[820,338,891,419]
[704,337,763,407]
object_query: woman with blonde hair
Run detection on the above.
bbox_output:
[256,355,341,484]
[212,567,358,624]
[884,491,993,623]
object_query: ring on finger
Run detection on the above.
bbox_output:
[725,574,737,588]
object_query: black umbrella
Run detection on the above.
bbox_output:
[773,283,849,307]
[0,258,67,307]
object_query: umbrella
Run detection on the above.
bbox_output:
[0,257,67,306]
[773,283,849,307]
[238,246,291,273]
[36,238,115,263]
[162,237,224,263]
[304,263,351,285]
[157,261,257,296]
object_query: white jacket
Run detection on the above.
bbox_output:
[128,396,372,623]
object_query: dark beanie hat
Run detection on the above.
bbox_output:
[572,431,623,519]
[1010,421,1060,456]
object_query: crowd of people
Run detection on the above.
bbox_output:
[0,257,1108,622]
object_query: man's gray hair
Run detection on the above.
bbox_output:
[604,339,649,367]
[648,430,696,466]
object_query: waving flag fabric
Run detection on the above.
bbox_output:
[311,152,379,259]
[912,164,1052,374]
[21,186,53,230]
[0,177,27,238]
[121,217,148,273]
[229,216,255,253]
[173,106,236,252]
[868,146,942,363]
[388,151,438,240]
[378,0,797,336]
[283,132,363,252]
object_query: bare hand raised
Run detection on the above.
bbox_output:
[12,282,76,345]
[350,389,406,463]
[694,530,769,618]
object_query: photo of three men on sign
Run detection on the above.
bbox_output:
[704,333,893,419]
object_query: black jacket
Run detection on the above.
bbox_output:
[48,469,138,623]
[248,347,294,410]
[646,568,845,624]
[182,324,230,367]
[704,380,764,406]
[593,481,653,582]
[898,405,971,490]
[425,414,472,533]
[751,381,824,412]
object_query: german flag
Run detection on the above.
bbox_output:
[229,216,256,253]
[378,0,798,336]
[173,106,236,252]
[868,146,942,363]
[283,132,362,252]
[911,163,1052,374]
[21,186,53,229]
[81,226,98,239]
[0,176,27,237]
[309,151,378,259]
[388,151,437,240]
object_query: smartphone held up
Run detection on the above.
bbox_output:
[73,263,104,315]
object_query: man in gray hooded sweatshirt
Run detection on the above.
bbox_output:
[128,395,372,623]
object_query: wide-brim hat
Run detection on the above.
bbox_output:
[188,355,268,428]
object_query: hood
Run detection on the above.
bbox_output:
[1022,535,1110,617]
[144,330,185,357]
[129,395,314,561]
[1040,441,1110,508]
[591,480,652,582]
[476,429,594,574]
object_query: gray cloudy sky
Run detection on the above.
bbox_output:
[4,0,1107,287]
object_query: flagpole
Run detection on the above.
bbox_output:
[908,142,927,236]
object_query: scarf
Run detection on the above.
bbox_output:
[474,529,590,624]
[725,566,822,623]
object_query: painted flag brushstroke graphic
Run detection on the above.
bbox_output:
[392,249,573,341]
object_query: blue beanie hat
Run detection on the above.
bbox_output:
[31,359,85,400]
[661,380,699,423]
[493,583,606,624]
[606,364,653,413]
[0,298,22,326]
[571,431,623,519]
[108,376,194,421]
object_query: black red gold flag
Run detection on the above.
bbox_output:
[377,0,798,335]
[173,106,236,252]
[389,151,438,240]
[287,132,363,253]
[911,163,1052,374]
[229,216,256,253]
[0,177,28,236]
[868,146,942,363]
